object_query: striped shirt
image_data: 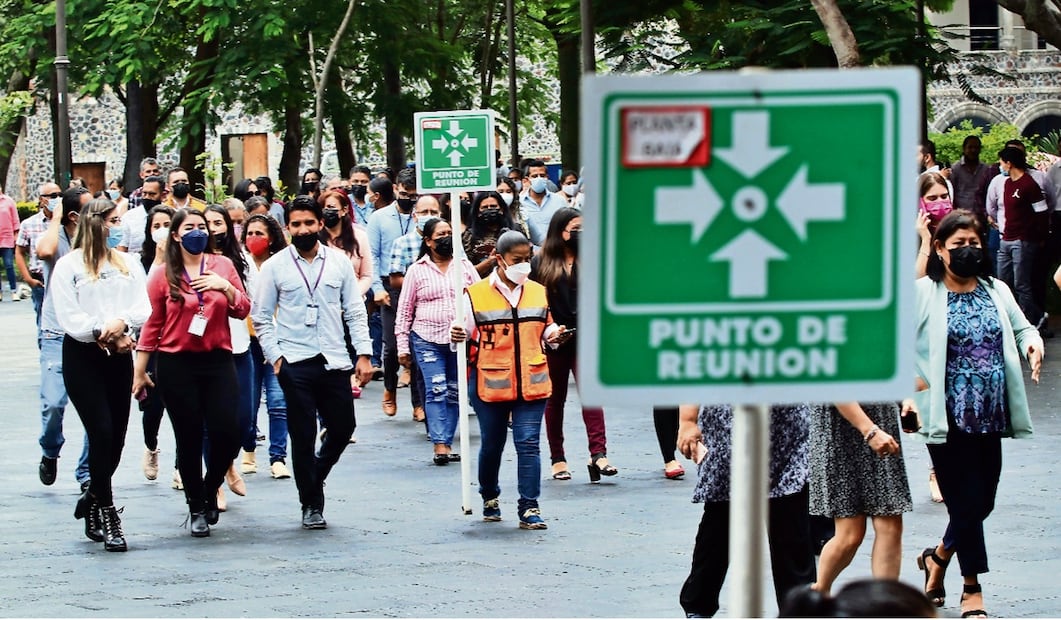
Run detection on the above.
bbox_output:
[395,254,480,355]
[15,210,49,273]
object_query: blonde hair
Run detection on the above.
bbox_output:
[73,198,129,278]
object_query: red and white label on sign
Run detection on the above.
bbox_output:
[422,119,442,130]
[621,106,710,168]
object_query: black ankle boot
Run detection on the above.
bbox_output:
[189,504,210,538]
[205,493,220,526]
[74,489,104,542]
[99,505,127,552]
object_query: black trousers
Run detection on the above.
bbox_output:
[139,352,165,452]
[276,354,355,508]
[62,337,132,505]
[927,430,1002,576]
[157,350,240,510]
[679,485,816,617]
[653,407,678,462]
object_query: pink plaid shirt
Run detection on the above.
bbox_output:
[395,254,479,356]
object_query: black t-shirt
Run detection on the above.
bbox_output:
[530,255,577,335]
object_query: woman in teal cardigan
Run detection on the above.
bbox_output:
[913,210,1043,619]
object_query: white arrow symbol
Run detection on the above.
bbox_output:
[775,165,846,241]
[461,135,478,150]
[710,229,787,298]
[654,169,724,243]
[714,111,788,179]
[445,120,462,136]
[431,137,448,151]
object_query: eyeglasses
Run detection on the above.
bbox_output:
[42,192,62,198]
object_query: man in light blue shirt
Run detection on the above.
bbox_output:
[252,195,374,530]
[519,159,565,246]
[366,169,418,415]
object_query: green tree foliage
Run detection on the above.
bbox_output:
[929,120,1032,166]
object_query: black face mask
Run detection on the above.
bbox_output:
[460,199,472,213]
[947,245,983,278]
[322,208,341,228]
[350,185,367,201]
[478,208,503,224]
[565,230,580,254]
[433,236,454,258]
[141,198,161,210]
[171,182,191,199]
[213,232,228,247]
[291,232,318,252]
[396,198,414,213]
[300,181,319,195]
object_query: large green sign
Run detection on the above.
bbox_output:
[414,110,495,193]
[579,69,919,406]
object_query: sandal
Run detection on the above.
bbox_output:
[960,583,988,618]
[664,460,685,480]
[916,547,949,607]
[587,453,618,483]
[551,461,572,481]
[929,470,944,503]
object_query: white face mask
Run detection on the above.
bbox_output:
[500,192,514,206]
[48,197,61,212]
[151,226,170,244]
[562,183,578,197]
[503,260,531,285]
[530,177,548,194]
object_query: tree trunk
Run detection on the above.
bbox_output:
[0,68,31,188]
[328,69,356,176]
[177,27,220,197]
[809,0,861,68]
[312,0,357,168]
[123,80,160,191]
[555,32,580,168]
[382,58,405,173]
[278,98,303,196]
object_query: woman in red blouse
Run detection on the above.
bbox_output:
[133,207,250,538]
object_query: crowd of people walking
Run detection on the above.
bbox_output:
[13,141,1057,617]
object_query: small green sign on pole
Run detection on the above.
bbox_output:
[414,109,496,193]
[579,68,920,406]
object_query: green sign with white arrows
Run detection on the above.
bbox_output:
[579,68,920,406]
[414,110,495,193]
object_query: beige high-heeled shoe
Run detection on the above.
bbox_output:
[226,462,246,496]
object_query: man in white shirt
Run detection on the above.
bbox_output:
[117,176,164,255]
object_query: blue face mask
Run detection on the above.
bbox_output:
[106,225,123,249]
[530,177,548,194]
[180,229,209,255]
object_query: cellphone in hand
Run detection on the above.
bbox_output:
[135,388,148,402]
[693,441,708,465]
[900,409,921,432]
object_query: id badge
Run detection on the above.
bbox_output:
[304,304,318,326]
[188,313,208,337]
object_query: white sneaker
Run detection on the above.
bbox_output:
[270,461,291,479]
[143,448,160,480]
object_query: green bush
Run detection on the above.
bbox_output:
[928,120,1039,167]
[17,201,37,221]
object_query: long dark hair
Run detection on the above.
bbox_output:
[534,207,581,289]
[317,190,361,258]
[926,209,992,283]
[140,205,176,272]
[242,213,288,256]
[205,204,248,284]
[417,217,447,260]
[233,178,257,203]
[466,191,516,240]
[164,208,211,300]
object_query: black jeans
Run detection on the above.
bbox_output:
[157,350,240,509]
[927,430,1002,576]
[139,352,165,452]
[653,407,678,463]
[276,354,355,508]
[62,337,132,505]
[679,485,816,617]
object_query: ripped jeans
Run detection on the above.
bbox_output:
[409,332,459,446]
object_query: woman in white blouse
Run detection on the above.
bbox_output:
[50,198,151,552]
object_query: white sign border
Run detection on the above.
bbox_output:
[413,109,497,194]
[579,68,920,407]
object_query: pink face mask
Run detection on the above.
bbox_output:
[919,197,953,227]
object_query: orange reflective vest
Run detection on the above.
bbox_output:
[467,278,552,402]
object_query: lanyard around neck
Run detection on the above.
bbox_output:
[290,246,326,300]
[181,256,207,308]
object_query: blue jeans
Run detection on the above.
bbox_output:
[367,301,382,368]
[410,332,459,446]
[469,369,546,513]
[997,238,1042,324]
[0,246,15,291]
[250,337,288,462]
[986,228,1000,277]
[38,334,90,484]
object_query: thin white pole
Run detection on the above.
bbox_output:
[451,190,473,515]
[728,403,769,617]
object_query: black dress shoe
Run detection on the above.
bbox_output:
[39,456,57,486]
[301,505,327,529]
[189,511,210,537]
[99,506,127,552]
[205,495,220,525]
